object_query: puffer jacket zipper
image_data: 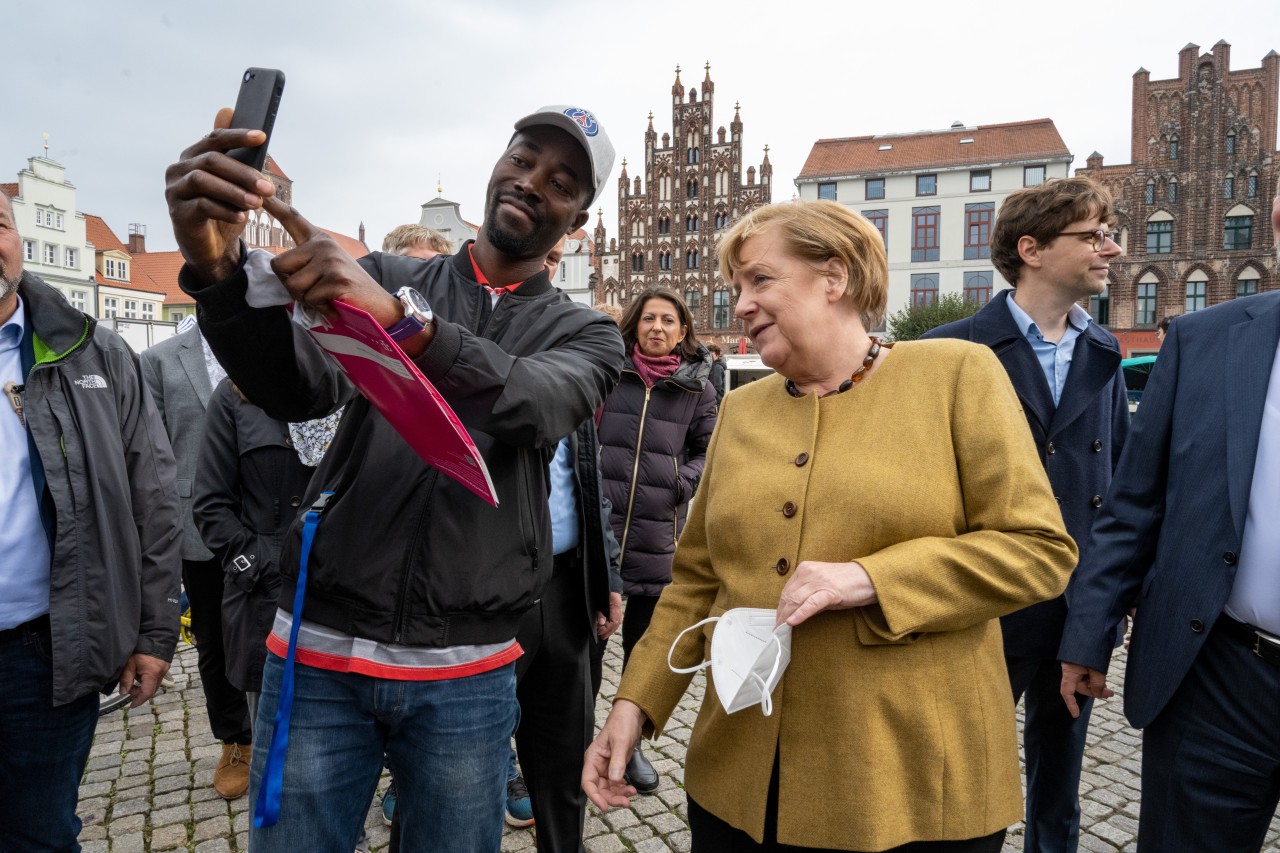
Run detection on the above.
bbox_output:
[618,383,652,567]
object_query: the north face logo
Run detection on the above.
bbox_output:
[74,375,108,389]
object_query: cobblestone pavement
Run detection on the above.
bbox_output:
[79,632,1280,852]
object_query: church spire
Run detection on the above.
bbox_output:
[702,61,714,96]
[671,64,684,100]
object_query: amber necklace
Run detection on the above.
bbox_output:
[785,337,890,398]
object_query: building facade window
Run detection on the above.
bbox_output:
[686,249,699,270]
[686,179,698,198]
[1185,279,1207,313]
[1247,173,1258,198]
[1090,286,1110,326]
[1223,216,1253,250]
[1136,282,1157,326]
[142,302,156,320]
[631,253,643,273]
[911,207,939,262]
[969,170,991,192]
[1145,180,1155,205]
[658,216,670,235]
[64,247,77,268]
[1146,220,1173,254]
[659,251,671,271]
[1226,131,1236,155]
[1168,137,1179,160]
[44,244,57,265]
[1167,180,1178,203]
[915,175,936,197]
[963,271,992,305]
[963,203,993,260]
[712,290,730,328]
[865,178,885,200]
[123,300,139,319]
[817,183,837,201]
[23,240,35,262]
[69,290,88,313]
[1224,175,1235,198]
[1238,278,1259,298]
[560,263,566,282]
[910,273,939,308]
[1024,165,1046,187]
[103,297,118,319]
[862,210,888,247]
[685,289,700,317]
[715,212,728,229]
[686,214,698,232]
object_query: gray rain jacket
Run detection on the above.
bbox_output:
[18,273,181,706]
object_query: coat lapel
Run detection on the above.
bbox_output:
[1048,327,1121,438]
[1225,295,1280,540]
[178,329,214,407]
[972,292,1055,435]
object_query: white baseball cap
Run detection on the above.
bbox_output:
[513,105,616,205]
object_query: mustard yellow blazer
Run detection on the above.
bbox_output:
[616,339,1077,851]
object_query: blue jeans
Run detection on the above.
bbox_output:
[249,654,518,853]
[0,615,99,853]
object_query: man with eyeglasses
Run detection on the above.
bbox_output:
[1057,191,1280,853]
[923,176,1129,853]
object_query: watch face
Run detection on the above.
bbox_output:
[399,287,431,319]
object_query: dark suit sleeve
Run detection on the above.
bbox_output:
[1060,323,1180,672]
[1110,366,1131,471]
[139,349,167,428]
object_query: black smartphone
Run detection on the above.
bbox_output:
[226,67,285,172]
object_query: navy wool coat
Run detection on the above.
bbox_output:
[923,289,1130,658]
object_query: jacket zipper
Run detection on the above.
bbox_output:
[672,456,680,546]
[618,384,652,567]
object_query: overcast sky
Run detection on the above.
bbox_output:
[6,0,1275,256]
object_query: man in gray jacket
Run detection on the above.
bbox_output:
[0,189,182,850]
[141,327,253,799]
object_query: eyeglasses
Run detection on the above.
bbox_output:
[1056,228,1115,252]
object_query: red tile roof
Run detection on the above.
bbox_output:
[797,119,1071,180]
[129,252,190,304]
[265,155,289,180]
[84,214,129,255]
[320,227,369,259]
[0,182,17,199]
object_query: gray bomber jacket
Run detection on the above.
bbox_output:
[18,273,182,706]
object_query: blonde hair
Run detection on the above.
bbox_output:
[382,224,452,256]
[717,200,889,330]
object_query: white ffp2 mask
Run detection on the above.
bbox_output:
[667,608,792,716]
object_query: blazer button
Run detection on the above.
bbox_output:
[782,501,798,518]
[1091,495,1102,508]
[1224,551,1238,565]
[775,558,790,576]
[1092,439,1103,452]
[289,496,302,508]
[1190,619,1205,633]
[1047,442,1056,455]
[794,452,810,467]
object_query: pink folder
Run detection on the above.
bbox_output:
[303,300,498,506]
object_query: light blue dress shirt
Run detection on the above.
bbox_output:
[548,436,579,556]
[0,296,53,629]
[1006,295,1092,406]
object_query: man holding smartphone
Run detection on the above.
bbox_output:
[164,103,622,853]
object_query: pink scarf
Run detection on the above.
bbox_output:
[631,344,683,388]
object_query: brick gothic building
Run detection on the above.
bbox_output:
[1076,41,1278,355]
[593,64,772,348]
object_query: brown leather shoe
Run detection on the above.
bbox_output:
[213,742,251,799]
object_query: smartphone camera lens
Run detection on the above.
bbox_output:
[244,71,253,82]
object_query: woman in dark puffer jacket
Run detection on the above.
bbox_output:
[598,287,718,792]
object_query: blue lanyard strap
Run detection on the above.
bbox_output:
[254,491,334,828]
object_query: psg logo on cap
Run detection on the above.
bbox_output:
[563,108,599,137]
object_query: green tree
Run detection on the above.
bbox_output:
[887,293,983,341]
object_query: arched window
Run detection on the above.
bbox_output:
[1168,135,1179,160]
[1224,205,1255,250]
[1144,179,1155,205]
[1185,271,1208,313]
[687,214,699,232]
[659,251,671,271]
[1224,174,1235,199]
[1146,211,1174,254]
[1136,273,1159,326]
[1238,267,1261,298]
[1247,171,1259,198]
[687,179,699,199]
[686,249,699,269]
[685,288,701,317]
[1167,179,1178,204]
[631,253,644,273]
[1226,130,1236,155]
[713,290,730,329]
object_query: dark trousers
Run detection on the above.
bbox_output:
[184,557,251,744]
[687,756,1005,853]
[1005,652,1092,853]
[620,593,660,671]
[0,615,99,853]
[513,550,595,853]
[1137,617,1280,853]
